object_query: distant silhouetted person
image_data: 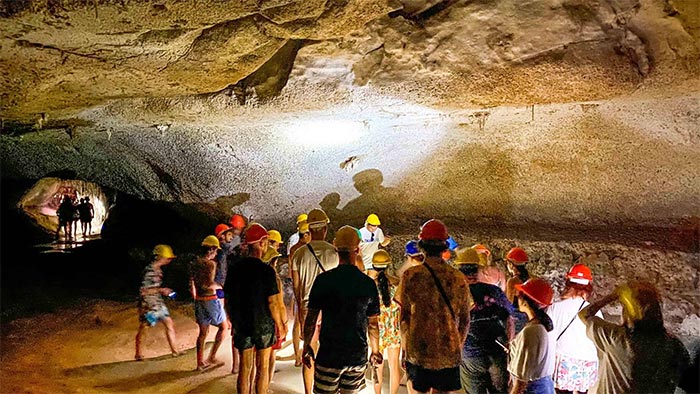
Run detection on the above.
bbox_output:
[579,281,690,394]
[71,196,80,239]
[79,197,94,237]
[56,195,74,240]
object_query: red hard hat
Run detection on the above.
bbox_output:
[243,223,268,244]
[567,263,593,284]
[515,278,553,307]
[215,223,232,237]
[419,219,449,241]
[472,243,491,256]
[505,247,528,265]
[230,214,246,229]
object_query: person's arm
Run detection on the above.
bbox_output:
[510,378,527,394]
[458,284,471,344]
[292,263,302,310]
[506,315,516,342]
[579,290,618,322]
[302,308,321,367]
[368,315,382,364]
[268,291,287,342]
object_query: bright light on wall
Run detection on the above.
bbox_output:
[285,119,364,147]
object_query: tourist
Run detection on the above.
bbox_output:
[397,240,424,279]
[303,225,382,394]
[56,195,74,240]
[505,247,530,303]
[454,247,514,394]
[291,208,339,394]
[370,250,402,394]
[395,219,471,394]
[189,235,227,370]
[226,214,246,374]
[359,213,391,272]
[261,236,285,386]
[224,223,287,394]
[288,221,311,366]
[547,264,600,394]
[268,229,283,252]
[287,213,307,255]
[578,281,690,394]
[135,244,180,361]
[508,278,556,394]
[78,196,94,237]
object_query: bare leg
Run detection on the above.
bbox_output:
[302,335,320,394]
[238,348,254,394]
[162,317,178,354]
[293,310,302,366]
[231,338,240,374]
[388,347,401,394]
[87,220,92,235]
[269,349,277,385]
[196,323,210,369]
[373,360,384,394]
[208,324,225,363]
[135,322,147,360]
[255,347,272,394]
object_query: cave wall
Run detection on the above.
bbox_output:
[1,88,698,235]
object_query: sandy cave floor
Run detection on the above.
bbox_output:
[0,300,407,394]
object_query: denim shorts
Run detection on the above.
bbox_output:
[194,299,225,326]
[140,304,170,327]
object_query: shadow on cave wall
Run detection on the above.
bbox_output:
[317,145,517,237]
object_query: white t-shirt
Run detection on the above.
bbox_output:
[292,240,339,308]
[547,297,600,361]
[508,322,555,381]
[359,226,384,270]
[287,232,300,256]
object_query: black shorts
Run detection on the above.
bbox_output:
[233,331,276,351]
[405,361,461,393]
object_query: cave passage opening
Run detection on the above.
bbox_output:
[17,177,110,246]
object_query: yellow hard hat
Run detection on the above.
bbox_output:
[372,250,391,269]
[307,208,330,229]
[334,225,360,251]
[298,222,310,233]
[296,213,308,224]
[261,246,282,264]
[366,213,381,226]
[153,244,176,259]
[454,247,484,266]
[201,235,221,250]
[268,230,283,244]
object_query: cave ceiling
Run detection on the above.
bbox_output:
[0,0,698,123]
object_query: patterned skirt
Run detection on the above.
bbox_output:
[553,353,598,391]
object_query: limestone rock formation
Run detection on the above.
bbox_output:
[1,0,698,120]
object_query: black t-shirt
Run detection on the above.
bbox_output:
[224,257,279,337]
[308,264,380,368]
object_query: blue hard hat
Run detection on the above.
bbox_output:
[405,240,422,256]
[446,236,458,251]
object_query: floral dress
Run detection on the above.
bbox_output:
[378,285,401,352]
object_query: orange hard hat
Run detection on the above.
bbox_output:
[515,278,553,307]
[215,223,232,237]
[472,243,491,257]
[230,214,246,229]
[567,263,593,284]
[505,247,528,265]
[419,219,449,242]
[244,223,268,244]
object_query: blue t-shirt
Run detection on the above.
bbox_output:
[463,282,514,358]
